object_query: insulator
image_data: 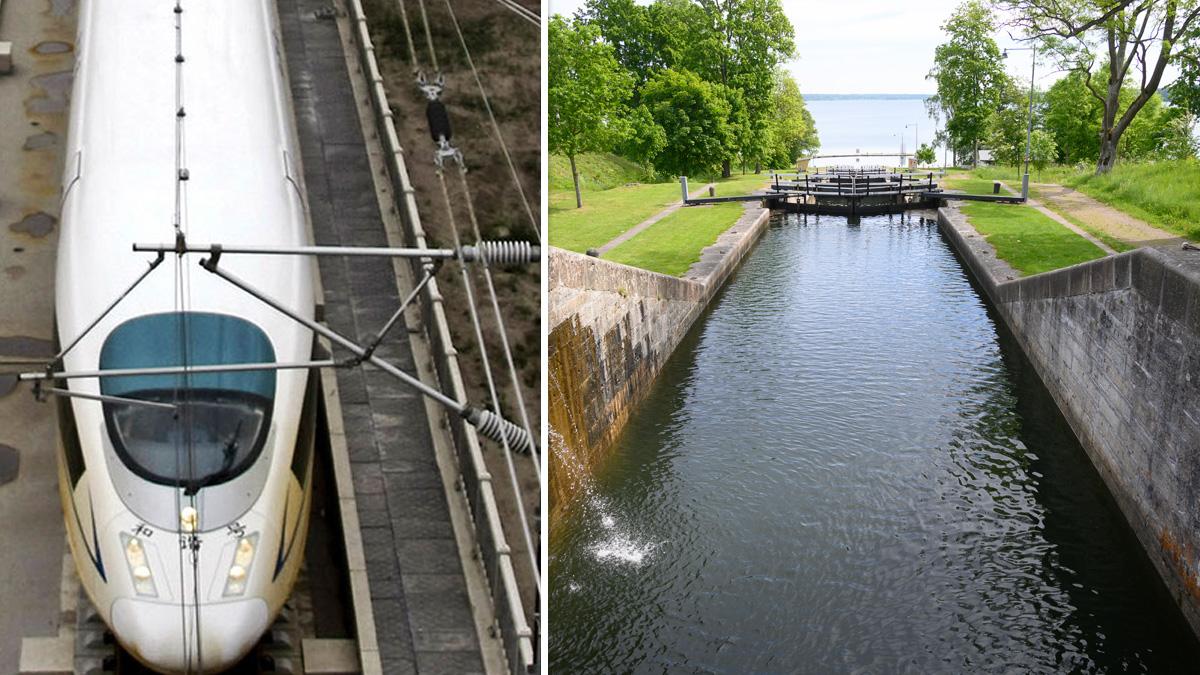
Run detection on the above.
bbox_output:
[465,407,536,455]
[465,240,539,266]
[427,100,452,143]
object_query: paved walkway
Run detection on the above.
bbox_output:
[595,182,715,255]
[278,1,484,673]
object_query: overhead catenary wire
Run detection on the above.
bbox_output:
[402,0,542,596]
[172,2,204,671]
[454,165,541,485]
[434,170,541,597]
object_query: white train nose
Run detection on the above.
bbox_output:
[111,597,270,673]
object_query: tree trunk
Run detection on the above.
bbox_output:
[722,159,731,179]
[570,153,582,209]
[1096,134,1118,174]
[754,161,761,174]
[972,141,979,168]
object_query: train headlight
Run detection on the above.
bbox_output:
[223,533,259,597]
[180,506,199,533]
[120,533,158,598]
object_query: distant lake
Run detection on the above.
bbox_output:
[804,94,943,167]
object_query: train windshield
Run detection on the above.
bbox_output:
[99,312,276,491]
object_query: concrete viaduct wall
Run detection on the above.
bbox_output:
[548,206,769,517]
[938,206,1200,635]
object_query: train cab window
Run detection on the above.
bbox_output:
[99,313,276,492]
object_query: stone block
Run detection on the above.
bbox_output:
[19,636,72,674]
[302,638,359,674]
[1069,265,1091,296]
[1114,254,1132,288]
[1089,256,1114,293]
[1161,266,1192,323]
[1131,252,1164,306]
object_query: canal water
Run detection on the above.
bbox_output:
[549,213,1200,673]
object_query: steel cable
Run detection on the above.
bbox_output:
[435,171,541,595]
[438,0,540,242]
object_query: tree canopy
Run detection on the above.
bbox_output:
[927,0,1010,166]
[639,68,735,177]
[561,0,814,178]
[997,0,1200,173]
[548,16,635,206]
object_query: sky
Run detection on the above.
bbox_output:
[547,0,1046,95]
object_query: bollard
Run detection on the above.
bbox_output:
[992,181,1001,195]
[680,175,689,203]
[708,186,715,197]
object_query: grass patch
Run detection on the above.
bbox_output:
[604,202,746,276]
[960,201,1106,275]
[548,153,655,193]
[1027,186,1137,253]
[549,182,682,253]
[969,161,1200,240]
[549,156,772,254]
[942,173,1007,196]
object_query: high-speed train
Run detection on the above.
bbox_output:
[55,1,317,671]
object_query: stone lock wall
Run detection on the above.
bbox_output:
[939,206,1200,636]
[549,206,770,519]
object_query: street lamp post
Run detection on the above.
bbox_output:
[1003,45,1036,201]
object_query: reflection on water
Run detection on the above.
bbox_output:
[549,213,1200,673]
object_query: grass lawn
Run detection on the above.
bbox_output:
[550,182,682,253]
[550,152,773,254]
[604,202,746,276]
[970,160,1200,240]
[942,173,1007,196]
[960,201,1107,275]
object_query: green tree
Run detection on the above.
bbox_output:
[999,0,1200,173]
[548,15,635,208]
[986,78,1034,169]
[674,0,796,176]
[1118,90,1169,160]
[1044,72,1101,163]
[613,104,667,166]
[764,69,819,169]
[641,68,734,177]
[1030,129,1057,172]
[1168,33,1200,115]
[927,0,1010,166]
[579,0,661,88]
[915,143,937,165]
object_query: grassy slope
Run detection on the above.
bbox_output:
[549,152,655,192]
[972,161,1200,240]
[605,202,747,276]
[960,201,1106,275]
